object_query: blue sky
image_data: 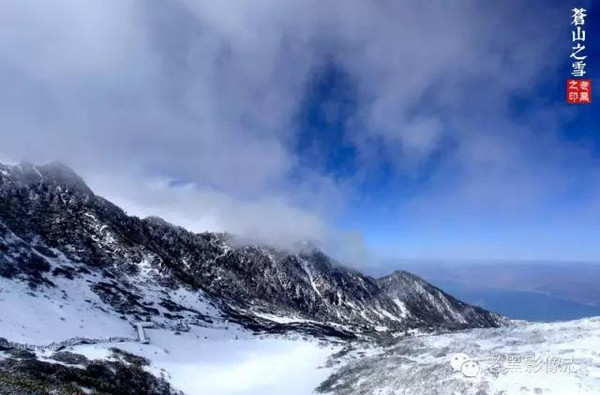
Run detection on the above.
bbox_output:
[0,0,598,267]
[293,0,600,263]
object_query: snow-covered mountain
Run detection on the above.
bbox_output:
[0,161,505,338]
[1,161,599,395]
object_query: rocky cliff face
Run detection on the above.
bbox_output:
[0,161,505,337]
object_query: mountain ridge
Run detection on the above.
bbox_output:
[0,161,507,337]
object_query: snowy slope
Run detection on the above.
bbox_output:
[0,274,133,344]
[71,326,343,395]
[318,317,600,394]
[0,213,222,346]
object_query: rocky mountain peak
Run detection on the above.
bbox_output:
[0,161,92,196]
[378,270,420,285]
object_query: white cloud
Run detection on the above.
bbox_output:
[0,0,594,261]
[86,172,330,250]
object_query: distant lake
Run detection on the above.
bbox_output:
[437,281,600,322]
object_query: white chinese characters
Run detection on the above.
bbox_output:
[570,8,588,77]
